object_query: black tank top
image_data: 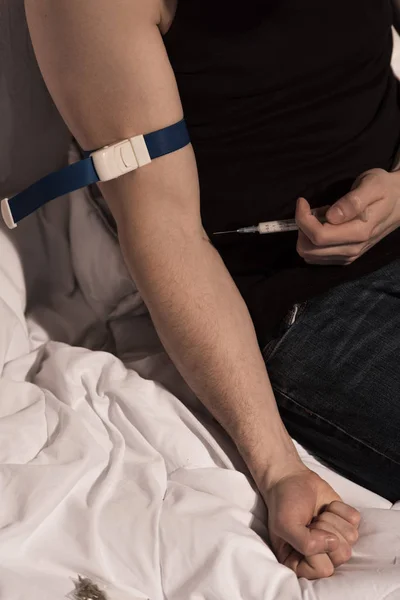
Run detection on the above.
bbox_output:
[164,1,400,345]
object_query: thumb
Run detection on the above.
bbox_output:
[282,524,339,557]
[326,174,377,224]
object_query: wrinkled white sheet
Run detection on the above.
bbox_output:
[1,32,400,600]
[1,180,400,600]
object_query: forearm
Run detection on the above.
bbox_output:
[109,187,301,485]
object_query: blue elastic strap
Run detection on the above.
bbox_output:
[144,119,190,160]
[8,158,99,224]
[7,119,190,226]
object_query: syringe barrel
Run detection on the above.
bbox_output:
[258,219,298,234]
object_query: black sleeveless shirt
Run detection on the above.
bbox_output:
[164,1,400,345]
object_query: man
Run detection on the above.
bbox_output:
[24,0,400,579]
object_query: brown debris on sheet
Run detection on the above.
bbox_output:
[69,576,108,600]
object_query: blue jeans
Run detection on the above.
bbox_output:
[263,259,400,502]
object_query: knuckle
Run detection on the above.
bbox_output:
[320,563,335,578]
[288,533,311,556]
[301,540,313,555]
[310,231,325,247]
[336,545,353,565]
[368,167,384,176]
[366,169,382,184]
[365,170,386,192]
[350,509,361,527]
[347,528,359,545]
[347,193,362,213]
[302,537,320,556]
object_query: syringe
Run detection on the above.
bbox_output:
[214,213,326,236]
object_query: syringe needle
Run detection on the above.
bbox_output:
[214,226,259,235]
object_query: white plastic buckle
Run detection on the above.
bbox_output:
[1,198,16,229]
[91,135,151,183]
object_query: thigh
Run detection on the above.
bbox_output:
[264,259,400,502]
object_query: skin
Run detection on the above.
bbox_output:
[25,0,400,579]
[296,169,400,265]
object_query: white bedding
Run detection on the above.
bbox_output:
[1,180,400,600]
[1,33,400,600]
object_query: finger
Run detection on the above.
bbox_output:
[300,258,356,266]
[309,521,352,568]
[296,230,366,263]
[324,501,361,528]
[298,553,335,580]
[301,218,394,264]
[285,550,335,580]
[312,512,359,546]
[298,247,366,263]
[283,549,301,575]
[273,538,295,565]
[326,172,385,224]
[276,521,339,557]
[296,197,373,247]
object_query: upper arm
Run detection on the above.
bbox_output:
[24,0,200,231]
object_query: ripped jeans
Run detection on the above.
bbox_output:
[263,259,400,502]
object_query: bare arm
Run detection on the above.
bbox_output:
[24,0,302,487]
[25,2,363,579]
